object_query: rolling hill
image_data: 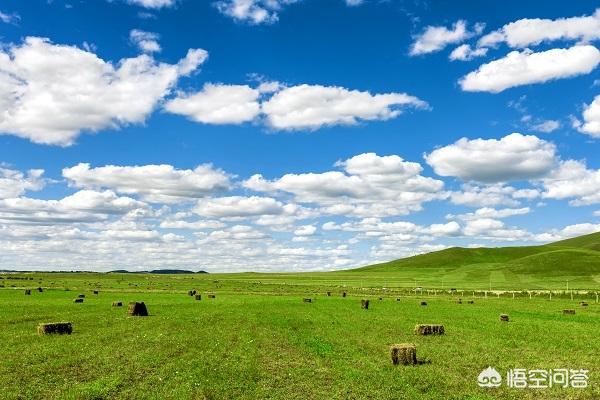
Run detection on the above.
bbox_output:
[351,231,600,289]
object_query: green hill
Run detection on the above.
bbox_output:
[351,231,600,289]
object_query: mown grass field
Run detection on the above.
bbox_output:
[1,272,599,400]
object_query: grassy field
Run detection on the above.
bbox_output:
[1,275,599,400]
[2,233,600,399]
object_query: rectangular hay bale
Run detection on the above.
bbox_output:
[390,343,417,365]
[414,324,445,335]
[38,322,72,335]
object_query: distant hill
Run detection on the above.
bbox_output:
[351,231,600,289]
[108,269,208,274]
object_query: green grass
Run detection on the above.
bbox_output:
[353,231,600,290]
[1,232,600,398]
[1,282,599,399]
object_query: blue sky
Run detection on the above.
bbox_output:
[0,0,600,271]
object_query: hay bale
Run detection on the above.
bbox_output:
[208,294,216,299]
[500,314,509,322]
[73,298,84,303]
[128,302,148,316]
[420,301,427,306]
[390,343,417,365]
[563,309,576,315]
[361,299,369,309]
[37,322,72,335]
[303,298,312,303]
[77,294,85,298]
[195,294,202,301]
[24,289,31,295]
[414,324,445,335]
[112,301,123,307]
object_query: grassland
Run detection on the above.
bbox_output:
[1,233,599,399]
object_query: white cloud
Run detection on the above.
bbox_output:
[294,224,317,236]
[206,225,268,241]
[160,219,225,230]
[0,37,207,145]
[574,94,600,137]
[478,9,600,48]
[410,21,484,56]
[63,163,230,203]
[530,119,560,133]
[261,84,428,130]
[462,218,528,240]
[0,190,146,225]
[0,10,20,24]
[345,0,363,6]
[129,29,161,53]
[449,207,531,221]
[450,184,520,207]
[541,160,600,206]
[423,221,461,236]
[126,0,177,9]
[195,196,284,218]
[425,133,557,183]
[449,44,488,61]
[165,84,260,124]
[245,153,445,217]
[0,167,45,199]
[214,0,299,25]
[533,223,600,243]
[459,45,600,93]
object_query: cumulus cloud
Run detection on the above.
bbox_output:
[410,20,485,55]
[294,224,317,236]
[63,163,230,203]
[425,133,557,183]
[0,167,45,199]
[129,29,161,53]
[449,207,531,221]
[462,218,528,240]
[478,9,600,48]
[530,119,560,133]
[0,190,146,225]
[449,44,488,61]
[245,152,445,217]
[126,0,177,8]
[214,0,299,24]
[541,160,600,205]
[214,0,362,24]
[459,45,600,93]
[533,223,600,243]
[0,37,207,145]
[574,94,600,137]
[261,84,428,130]
[194,196,284,218]
[165,84,261,124]
[450,184,521,207]
[166,82,427,130]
